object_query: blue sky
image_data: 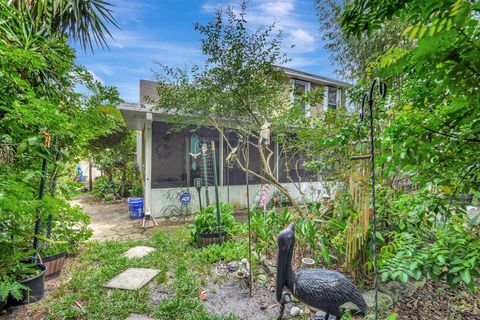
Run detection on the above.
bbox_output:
[74,0,336,103]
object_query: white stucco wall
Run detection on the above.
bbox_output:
[150,182,326,217]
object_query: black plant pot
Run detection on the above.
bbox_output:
[8,264,47,306]
[196,231,226,247]
[41,251,66,280]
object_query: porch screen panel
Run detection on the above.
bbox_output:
[223,133,263,186]
[151,122,188,188]
[278,145,317,183]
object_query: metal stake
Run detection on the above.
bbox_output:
[245,137,253,296]
[360,78,386,320]
[33,130,51,259]
[202,141,210,206]
[46,144,61,239]
[211,141,222,241]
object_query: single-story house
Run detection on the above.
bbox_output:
[118,66,349,218]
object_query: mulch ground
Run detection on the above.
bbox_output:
[392,280,480,320]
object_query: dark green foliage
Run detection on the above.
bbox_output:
[304,0,480,290]
[192,202,236,236]
[0,0,117,303]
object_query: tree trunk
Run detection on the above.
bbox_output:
[88,158,93,191]
[237,143,307,219]
[120,164,127,198]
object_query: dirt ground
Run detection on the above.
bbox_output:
[70,194,156,241]
[202,264,280,320]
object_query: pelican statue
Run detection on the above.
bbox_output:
[276,223,367,319]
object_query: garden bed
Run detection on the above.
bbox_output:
[4,226,478,320]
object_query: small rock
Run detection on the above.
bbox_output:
[379,279,426,303]
[261,259,277,277]
[342,290,393,312]
[259,299,268,310]
[226,261,239,272]
[252,251,259,261]
[304,305,311,315]
[290,306,301,317]
[315,310,326,318]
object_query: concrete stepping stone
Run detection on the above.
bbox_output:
[123,246,156,259]
[105,268,160,290]
[125,314,156,320]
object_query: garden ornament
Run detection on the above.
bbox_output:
[225,146,238,162]
[259,121,271,145]
[276,223,367,320]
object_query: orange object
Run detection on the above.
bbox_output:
[199,290,207,301]
[40,130,51,148]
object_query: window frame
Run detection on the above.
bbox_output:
[291,79,311,115]
[327,86,339,110]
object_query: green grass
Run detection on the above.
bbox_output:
[47,227,247,320]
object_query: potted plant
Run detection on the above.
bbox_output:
[38,199,92,279]
[191,202,236,247]
[0,248,47,307]
[38,243,67,280]
[0,179,47,308]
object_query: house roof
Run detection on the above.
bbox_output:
[278,66,350,87]
[120,67,350,130]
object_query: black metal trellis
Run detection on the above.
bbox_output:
[360,78,387,320]
[33,130,51,262]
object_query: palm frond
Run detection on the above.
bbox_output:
[8,0,119,52]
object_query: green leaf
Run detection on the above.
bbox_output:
[409,25,420,41]
[399,272,409,283]
[392,270,402,280]
[381,272,389,282]
[449,266,465,273]
[437,255,446,264]
[460,270,471,284]
[413,270,422,280]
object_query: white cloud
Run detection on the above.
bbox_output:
[201,3,218,12]
[289,28,315,52]
[259,1,294,16]
[200,0,320,61]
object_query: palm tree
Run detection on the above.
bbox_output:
[8,0,118,51]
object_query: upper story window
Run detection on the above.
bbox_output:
[292,79,310,111]
[327,87,339,109]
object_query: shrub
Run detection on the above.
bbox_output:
[191,203,236,236]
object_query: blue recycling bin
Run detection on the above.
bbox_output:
[128,197,144,219]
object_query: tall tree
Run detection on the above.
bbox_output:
[341,0,480,198]
[316,0,406,84]
[154,1,318,217]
